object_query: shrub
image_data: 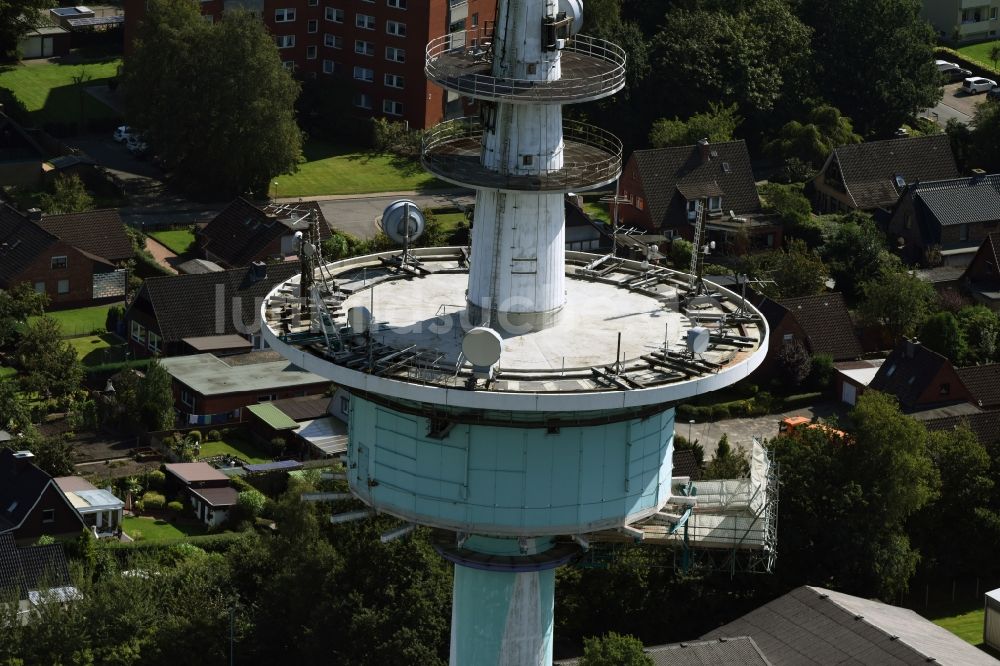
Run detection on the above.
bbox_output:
[140,492,166,510]
[161,435,175,449]
[238,489,267,517]
[166,501,184,514]
[710,404,730,420]
[146,470,166,491]
[134,500,145,513]
[187,430,202,444]
[808,354,834,391]
[230,475,254,492]
[208,429,221,442]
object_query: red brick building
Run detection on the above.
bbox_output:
[123,0,497,130]
[0,450,86,544]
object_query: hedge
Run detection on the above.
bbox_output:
[101,531,247,554]
[934,46,999,78]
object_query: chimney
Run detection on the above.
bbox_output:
[27,208,42,221]
[905,339,920,359]
[249,260,268,283]
[697,137,711,164]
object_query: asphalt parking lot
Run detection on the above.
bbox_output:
[936,81,992,122]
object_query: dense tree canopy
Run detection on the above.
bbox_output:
[648,103,741,148]
[765,104,861,168]
[580,632,653,666]
[748,239,828,299]
[821,212,890,302]
[15,316,82,398]
[122,0,302,197]
[918,312,968,364]
[858,267,936,341]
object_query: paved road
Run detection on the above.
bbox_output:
[685,400,849,459]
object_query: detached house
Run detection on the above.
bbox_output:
[198,199,333,269]
[615,140,780,252]
[163,462,237,528]
[124,262,300,358]
[868,339,973,413]
[0,205,131,307]
[809,135,959,214]
[755,293,863,377]
[887,173,1000,267]
[0,450,85,544]
[962,232,1000,310]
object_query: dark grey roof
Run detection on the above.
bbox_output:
[269,394,332,422]
[200,198,331,268]
[37,209,133,262]
[673,448,703,480]
[555,636,772,666]
[777,293,863,361]
[924,410,1000,447]
[832,135,959,210]
[701,585,997,665]
[0,449,53,534]
[0,533,72,601]
[0,204,58,287]
[913,175,1000,227]
[868,340,957,409]
[631,141,760,229]
[956,364,1000,408]
[128,262,300,344]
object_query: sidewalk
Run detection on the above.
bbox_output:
[144,236,178,274]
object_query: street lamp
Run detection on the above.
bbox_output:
[272,180,279,201]
[688,419,695,442]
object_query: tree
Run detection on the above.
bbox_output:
[648,102,741,148]
[0,0,48,58]
[0,381,31,434]
[237,488,266,517]
[991,42,1000,72]
[748,238,828,299]
[919,311,968,364]
[669,238,693,270]
[15,316,82,398]
[765,104,861,169]
[703,434,750,479]
[138,358,175,432]
[580,632,653,666]
[795,0,941,137]
[776,339,812,388]
[957,305,1000,364]
[38,173,94,214]
[758,183,818,245]
[858,267,935,341]
[123,0,302,196]
[968,96,1000,173]
[822,212,889,302]
[0,281,48,351]
[20,430,75,477]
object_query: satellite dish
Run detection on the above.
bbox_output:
[558,0,584,35]
[462,327,503,367]
[347,306,372,335]
[686,326,710,355]
[382,200,425,246]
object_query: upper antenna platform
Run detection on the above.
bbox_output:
[382,200,425,246]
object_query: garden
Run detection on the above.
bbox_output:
[161,428,274,466]
[147,227,196,255]
[0,58,122,128]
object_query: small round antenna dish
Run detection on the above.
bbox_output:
[559,0,584,34]
[382,200,425,246]
[462,327,503,367]
[686,326,710,355]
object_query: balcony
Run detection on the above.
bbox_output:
[421,117,622,192]
[425,29,626,104]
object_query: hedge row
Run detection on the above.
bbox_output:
[677,391,824,422]
[101,530,247,554]
[934,46,999,78]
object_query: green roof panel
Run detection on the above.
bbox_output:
[247,402,299,430]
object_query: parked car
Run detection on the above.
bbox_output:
[126,135,149,156]
[113,125,133,142]
[936,59,960,72]
[941,66,972,82]
[963,77,997,94]
[988,86,1000,102]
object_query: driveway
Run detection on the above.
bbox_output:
[67,133,164,182]
[310,191,475,240]
[684,400,850,459]
[923,81,991,126]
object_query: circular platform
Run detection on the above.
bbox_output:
[261,249,769,412]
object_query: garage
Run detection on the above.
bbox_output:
[17,26,70,60]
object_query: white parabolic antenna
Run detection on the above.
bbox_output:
[558,0,584,34]
[687,326,710,355]
[382,200,425,246]
[462,327,503,367]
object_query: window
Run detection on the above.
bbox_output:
[940,383,951,395]
[33,281,45,293]
[471,12,478,26]
[282,60,295,71]
[308,0,318,5]
[355,39,375,55]
[782,333,794,344]
[51,255,67,269]
[325,7,344,22]
[42,509,55,524]
[307,18,318,32]
[636,197,644,210]
[322,59,339,74]
[353,66,374,82]
[386,19,406,36]
[257,393,277,402]
[306,45,317,59]
[276,34,295,48]
[340,396,349,413]
[521,154,533,166]
[992,7,998,20]
[960,223,970,241]
[324,33,342,48]
[57,279,69,294]
[385,46,405,62]
[356,13,375,29]
[353,92,373,109]
[274,7,296,22]
[148,331,161,354]
[449,19,464,32]
[387,0,406,8]
[383,99,403,116]
[384,72,404,88]
[708,195,722,211]
[131,320,146,344]
[180,388,194,408]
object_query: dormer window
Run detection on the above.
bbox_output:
[708,196,722,211]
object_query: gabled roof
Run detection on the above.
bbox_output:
[672,448,702,481]
[0,204,58,286]
[962,232,1000,285]
[956,364,1000,408]
[701,585,996,665]
[924,410,1000,447]
[630,140,760,229]
[0,450,54,534]
[189,486,239,508]
[869,340,962,409]
[130,262,300,343]
[36,209,132,262]
[830,135,958,210]
[200,198,331,268]
[911,174,1000,229]
[777,293,863,361]
[0,533,72,601]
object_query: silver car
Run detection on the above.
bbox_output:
[963,77,997,94]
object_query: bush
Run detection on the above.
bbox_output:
[237,489,267,517]
[207,429,221,442]
[146,469,166,491]
[187,430,202,444]
[140,491,166,510]
[161,435,175,449]
[166,500,184,514]
[808,354,834,391]
[710,404,731,420]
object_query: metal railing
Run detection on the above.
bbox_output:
[425,29,626,103]
[421,116,622,191]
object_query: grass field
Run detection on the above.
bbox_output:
[434,212,468,234]
[958,41,1000,72]
[276,140,443,197]
[583,201,612,223]
[36,303,119,337]
[66,333,127,366]
[0,59,122,125]
[122,516,207,541]
[198,438,271,464]
[148,228,196,255]
[0,366,15,379]
[931,606,985,644]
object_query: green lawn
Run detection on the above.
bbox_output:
[66,333,127,366]
[276,140,443,197]
[434,212,467,234]
[958,41,1000,72]
[0,366,16,379]
[35,303,119,337]
[198,438,271,464]
[121,516,207,541]
[148,228,196,255]
[583,202,612,223]
[0,59,122,125]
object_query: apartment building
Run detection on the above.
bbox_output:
[124,0,497,129]
[922,0,1000,43]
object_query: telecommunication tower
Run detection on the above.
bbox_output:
[262,1,771,663]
